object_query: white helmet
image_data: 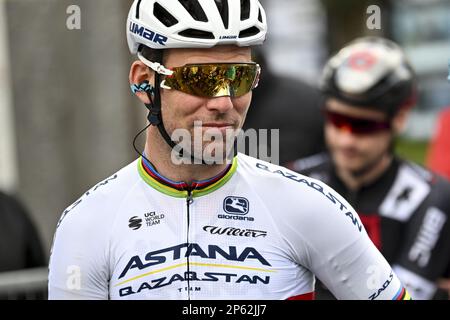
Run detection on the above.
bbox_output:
[127,0,268,54]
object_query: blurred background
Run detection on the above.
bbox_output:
[0,0,449,298]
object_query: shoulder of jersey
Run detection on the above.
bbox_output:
[401,160,433,182]
[402,159,450,188]
[236,153,334,197]
[286,152,330,174]
[57,159,140,224]
[237,152,307,179]
[402,159,450,205]
[235,153,361,233]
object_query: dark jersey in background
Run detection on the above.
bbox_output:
[0,191,46,272]
[289,154,450,300]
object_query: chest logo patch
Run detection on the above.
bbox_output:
[223,196,249,215]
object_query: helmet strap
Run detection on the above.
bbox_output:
[142,50,177,149]
[141,51,212,165]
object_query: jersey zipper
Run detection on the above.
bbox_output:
[185,190,193,300]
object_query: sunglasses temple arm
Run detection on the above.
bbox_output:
[137,52,173,76]
[160,80,172,90]
[252,65,261,89]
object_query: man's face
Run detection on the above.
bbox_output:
[160,46,253,161]
[324,98,393,176]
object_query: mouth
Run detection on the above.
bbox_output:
[193,122,238,144]
[336,148,361,159]
[201,122,235,128]
[196,122,238,136]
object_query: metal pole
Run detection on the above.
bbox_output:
[0,0,18,192]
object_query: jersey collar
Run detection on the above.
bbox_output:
[137,156,238,198]
[330,156,400,201]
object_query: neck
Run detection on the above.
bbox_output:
[336,154,393,191]
[144,128,229,184]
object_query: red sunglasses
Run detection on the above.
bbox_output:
[324,109,391,134]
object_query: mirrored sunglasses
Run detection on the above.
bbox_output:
[324,109,391,134]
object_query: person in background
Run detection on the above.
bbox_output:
[243,48,325,165]
[0,191,46,272]
[289,37,450,300]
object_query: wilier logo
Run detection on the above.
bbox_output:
[219,196,254,222]
[128,216,142,230]
[203,225,267,238]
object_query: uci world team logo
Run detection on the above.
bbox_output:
[223,196,249,215]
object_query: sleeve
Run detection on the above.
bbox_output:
[390,199,450,300]
[280,178,411,300]
[48,197,110,300]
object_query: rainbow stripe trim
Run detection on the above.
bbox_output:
[137,156,238,198]
[393,286,412,300]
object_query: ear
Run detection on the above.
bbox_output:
[129,61,155,104]
[392,108,410,134]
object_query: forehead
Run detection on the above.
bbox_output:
[164,46,252,67]
[325,98,388,121]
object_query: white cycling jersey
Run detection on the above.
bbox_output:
[48,153,410,300]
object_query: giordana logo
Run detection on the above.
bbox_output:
[128,216,142,230]
[203,225,267,238]
[223,196,249,215]
[219,196,254,221]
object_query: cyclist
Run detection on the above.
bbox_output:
[49,2,410,300]
[288,37,450,299]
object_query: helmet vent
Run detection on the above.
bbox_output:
[258,8,263,23]
[154,3,179,27]
[179,29,215,39]
[240,0,250,20]
[136,0,142,19]
[178,0,208,22]
[239,26,260,38]
[214,0,229,29]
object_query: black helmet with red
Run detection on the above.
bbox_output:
[320,37,417,117]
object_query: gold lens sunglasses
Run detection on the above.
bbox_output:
[137,52,261,98]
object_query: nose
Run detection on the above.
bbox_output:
[335,126,359,146]
[328,122,358,145]
[205,96,234,113]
